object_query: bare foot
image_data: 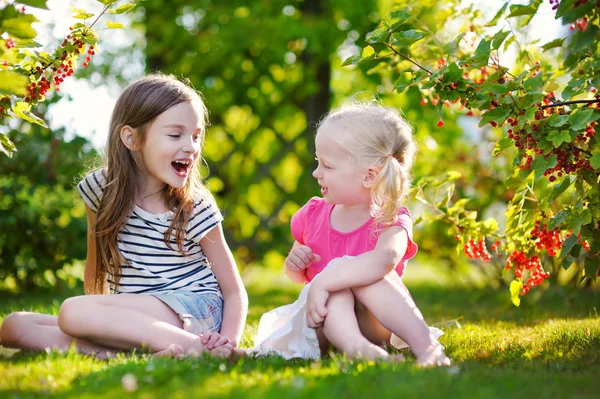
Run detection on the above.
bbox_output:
[415,344,451,367]
[209,344,233,359]
[347,341,390,361]
[153,344,185,358]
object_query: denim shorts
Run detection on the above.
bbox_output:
[151,290,223,335]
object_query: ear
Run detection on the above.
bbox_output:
[363,166,380,188]
[120,125,138,151]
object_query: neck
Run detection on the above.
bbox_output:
[137,175,167,203]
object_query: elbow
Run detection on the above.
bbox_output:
[381,249,401,273]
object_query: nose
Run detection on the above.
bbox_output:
[312,165,321,179]
[183,136,198,155]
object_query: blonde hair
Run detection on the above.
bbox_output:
[317,101,416,226]
[91,74,209,293]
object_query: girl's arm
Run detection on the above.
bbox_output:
[305,226,409,327]
[200,224,248,344]
[284,241,320,283]
[83,205,108,295]
[314,225,409,292]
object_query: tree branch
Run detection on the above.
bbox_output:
[541,99,600,110]
[386,44,433,76]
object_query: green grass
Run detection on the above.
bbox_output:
[1,264,599,399]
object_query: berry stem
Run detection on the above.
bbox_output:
[540,99,600,110]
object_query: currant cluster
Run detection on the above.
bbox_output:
[505,251,550,296]
[543,146,595,182]
[463,237,492,262]
[570,17,589,31]
[5,38,15,49]
[19,27,96,105]
[531,221,564,256]
[23,76,51,103]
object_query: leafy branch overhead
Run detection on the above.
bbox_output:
[345,0,600,304]
[0,0,140,157]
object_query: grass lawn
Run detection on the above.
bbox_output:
[1,263,599,398]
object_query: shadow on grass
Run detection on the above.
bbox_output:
[246,282,599,326]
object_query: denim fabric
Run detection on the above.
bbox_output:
[151,290,223,335]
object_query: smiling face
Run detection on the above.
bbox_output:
[312,126,371,207]
[134,101,204,193]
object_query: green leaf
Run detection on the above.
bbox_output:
[366,27,389,44]
[105,21,125,29]
[548,114,569,127]
[485,2,508,27]
[442,33,466,55]
[532,154,557,179]
[0,71,29,95]
[446,171,462,181]
[549,209,570,229]
[17,0,49,9]
[523,72,544,93]
[507,3,538,17]
[569,108,595,131]
[97,0,118,5]
[491,30,511,50]
[584,258,598,281]
[479,107,510,127]
[547,177,574,204]
[11,101,48,128]
[0,133,17,158]
[381,9,411,30]
[590,153,600,170]
[391,30,428,48]
[560,233,578,259]
[510,280,522,307]
[0,14,39,39]
[548,130,572,147]
[492,137,513,156]
[342,46,375,66]
[474,38,491,60]
[541,38,565,52]
[70,7,94,19]
[109,3,136,14]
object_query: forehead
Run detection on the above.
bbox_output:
[154,101,205,130]
[316,124,350,152]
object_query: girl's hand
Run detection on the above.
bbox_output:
[285,245,321,273]
[306,278,329,328]
[200,331,235,350]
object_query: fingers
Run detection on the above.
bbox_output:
[201,332,229,350]
[286,246,321,271]
[213,335,230,349]
[306,305,327,329]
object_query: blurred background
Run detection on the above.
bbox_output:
[0,0,575,294]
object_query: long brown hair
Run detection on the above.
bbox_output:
[91,74,209,294]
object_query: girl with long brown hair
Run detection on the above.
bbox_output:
[0,74,247,358]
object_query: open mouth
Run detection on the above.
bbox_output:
[171,160,192,177]
[320,186,328,196]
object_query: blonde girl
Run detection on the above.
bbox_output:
[251,102,450,366]
[0,74,247,358]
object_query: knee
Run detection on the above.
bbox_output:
[1,312,30,347]
[327,288,354,306]
[57,297,88,337]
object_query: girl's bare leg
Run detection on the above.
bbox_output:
[57,294,208,355]
[0,312,114,358]
[351,273,451,366]
[318,289,391,360]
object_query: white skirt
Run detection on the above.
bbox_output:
[248,280,445,360]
